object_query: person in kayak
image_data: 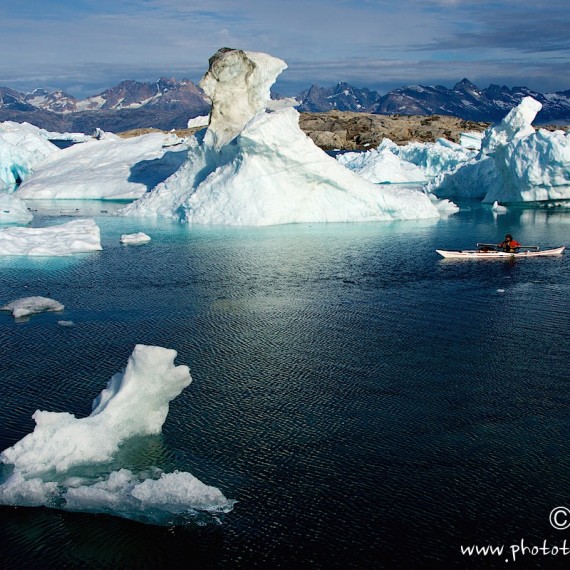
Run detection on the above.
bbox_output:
[497,234,521,252]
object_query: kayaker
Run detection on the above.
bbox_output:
[497,234,521,252]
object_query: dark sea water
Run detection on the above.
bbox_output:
[1,201,570,569]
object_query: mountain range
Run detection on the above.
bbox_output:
[1,77,569,134]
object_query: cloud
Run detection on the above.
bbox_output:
[0,0,569,97]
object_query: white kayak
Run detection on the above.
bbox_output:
[436,246,565,259]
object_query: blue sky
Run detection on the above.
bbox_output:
[1,0,569,98]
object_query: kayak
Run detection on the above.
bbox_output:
[436,246,565,259]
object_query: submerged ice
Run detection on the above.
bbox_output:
[0,345,234,525]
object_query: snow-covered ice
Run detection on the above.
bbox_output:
[120,232,151,244]
[0,218,102,256]
[0,192,33,224]
[339,137,475,186]
[459,131,484,150]
[187,115,209,129]
[1,296,64,318]
[0,344,234,525]
[119,48,442,225]
[337,146,427,184]
[15,133,189,201]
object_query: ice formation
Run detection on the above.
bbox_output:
[337,146,427,184]
[201,48,288,149]
[0,218,102,256]
[338,96,570,205]
[0,345,234,525]
[0,122,59,191]
[434,97,570,202]
[1,296,64,318]
[0,192,33,224]
[16,133,189,201]
[119,48,441,225]
[339,138,475,185]
[120,232,151,244]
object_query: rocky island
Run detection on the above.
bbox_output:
[297,111,490,150]
[119,111,491,151]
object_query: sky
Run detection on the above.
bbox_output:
[1,0,569,99]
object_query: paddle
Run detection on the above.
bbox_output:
[476,243,539,250]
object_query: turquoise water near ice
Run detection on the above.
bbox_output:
[1,201,570,568]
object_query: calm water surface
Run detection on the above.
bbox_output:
[1,201,570,568]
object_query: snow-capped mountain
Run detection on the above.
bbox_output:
[295,82,380,113]
[368,79,570,124]
[1,77,569,133]
[0,79,211,132]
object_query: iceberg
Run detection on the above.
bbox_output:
[0,122,60,192]
[0,345,234,525]
[119,48,441,225]
[434,97,570,202]
[0,192,33,224]
[1,296,64,319]
[120,231,151,244]
[15,133,189,201]
[0,218,102,256]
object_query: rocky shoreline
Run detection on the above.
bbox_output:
[120,111,491,151]
[298,111,490,150]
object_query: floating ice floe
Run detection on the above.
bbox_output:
[0,218,102,256]
[0,122,60,192]
[0,344,234,525]
[0,192,33,224]
[15,133,190,201]
[119,48,443,225]
[120,232,151,244]
[1,296,64,319]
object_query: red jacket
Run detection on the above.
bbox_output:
[499,239,521,251]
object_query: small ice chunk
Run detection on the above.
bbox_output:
[120,232,151,244]
[492,201,507,213]
[1,296,64,318]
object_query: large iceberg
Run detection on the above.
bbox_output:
[0,218,102,256]
[16,132,189,201]
[0,345,234,525]
[119,48,441,225]
[434,97,570,202]
[0,122,60,192]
